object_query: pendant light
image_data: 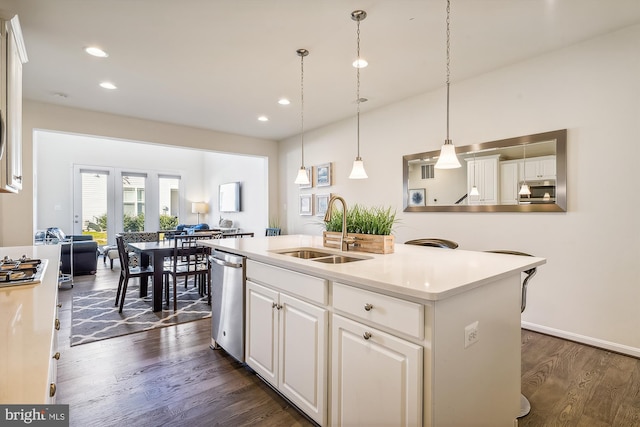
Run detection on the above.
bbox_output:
[519,144,531,196]
[435,0,461,169]
[349,10,368,179]
[294,48,311,185]
[469,153,480,196]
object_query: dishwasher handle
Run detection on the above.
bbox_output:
[209,255,243,269]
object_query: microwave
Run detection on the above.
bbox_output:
[519,180,556,204]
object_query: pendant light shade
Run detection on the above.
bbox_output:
[469,153,479,196]
[436,140,461,169]
[434,0,461,170]
[349,158,368,179]
[349,10,368,180]
[294,167,309,184]
[294,48,311,186]
[518,183,531,196]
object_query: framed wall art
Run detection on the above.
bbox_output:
[299,194,313,215]
[408,188,426,207]
[316,163,332,187]
[315,193,332,217]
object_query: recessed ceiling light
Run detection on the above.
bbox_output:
[278,98,290,105]
[352,58,368,68]
[258,116,269,122]
[85,46,109,58]
[99,81,117,90]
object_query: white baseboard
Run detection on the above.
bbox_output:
[521,321,640,359]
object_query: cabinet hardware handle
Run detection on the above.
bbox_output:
[57,303,62,308]
[53,352,60,360]
[272,302,278,309]
[55,319,60,330]
[49,383,56,397]
[14,175,22,181]
[364,303,373,311]
[276,304,283,310]
[363,332,372,340]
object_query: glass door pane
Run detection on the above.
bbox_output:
[122,174,146,231]
[79,171,109,246]
[159,176,180,230]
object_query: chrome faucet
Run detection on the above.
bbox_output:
[323,195,356,251]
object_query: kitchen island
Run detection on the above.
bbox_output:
[200,235,545,427]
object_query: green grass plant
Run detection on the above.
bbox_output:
[324,204,396,235]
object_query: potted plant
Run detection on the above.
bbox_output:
[323,204,397,254]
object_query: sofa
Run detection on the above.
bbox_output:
[36,228,99,275]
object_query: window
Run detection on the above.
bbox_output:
[421,164,435,180]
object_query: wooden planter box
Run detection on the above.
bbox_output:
[323,231,395,254]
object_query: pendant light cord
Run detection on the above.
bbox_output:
[356,16,362,159]
[445,0,451,143]
[300,51,305,166]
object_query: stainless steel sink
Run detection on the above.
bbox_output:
[311,255,365,264]
[277,249,334,259]
[273,248,370,264]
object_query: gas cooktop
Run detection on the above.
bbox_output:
[0,256,48,288]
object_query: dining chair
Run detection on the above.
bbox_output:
[163,232,221,311]
[114,235,155,313]
[485,249,537,418]
[404,238,459,249]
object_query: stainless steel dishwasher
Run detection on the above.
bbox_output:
[209,249,246,362]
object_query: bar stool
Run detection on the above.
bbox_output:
[404,238,459,249]
[486,249,537,418]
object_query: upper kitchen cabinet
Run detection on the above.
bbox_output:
[0,11,28,193]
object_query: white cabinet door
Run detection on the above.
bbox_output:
[246,280,328,426]
[500,161,519,205]
[279,292,327,425]
[332,314,422,427]
[246,280,279,386]
[0,15,26,193]
[467,155,499,205]
[520,156,556,181]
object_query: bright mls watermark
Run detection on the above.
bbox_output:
[0,405,69,426]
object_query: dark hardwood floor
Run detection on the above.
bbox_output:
[57,260,640,426]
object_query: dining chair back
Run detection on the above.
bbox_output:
[164,232,221,310]
[404,238,459,249]
[114,235,154,313]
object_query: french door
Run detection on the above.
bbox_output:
[74,166,182,245]
[73,166,115,246]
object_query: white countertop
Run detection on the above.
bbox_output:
[0,245,60,404]
[201,235,546,303]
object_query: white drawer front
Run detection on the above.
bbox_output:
[246,260,327,305]
[333,282,424,339]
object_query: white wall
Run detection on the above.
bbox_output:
[0,101,279,246]
[34,130,206,233]
[203,151,268,236]
[279,25,640,356]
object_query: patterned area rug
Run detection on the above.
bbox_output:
[71,284,211,346]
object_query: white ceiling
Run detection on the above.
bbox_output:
[3,0,640,141]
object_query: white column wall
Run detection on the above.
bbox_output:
[279,25,640,355]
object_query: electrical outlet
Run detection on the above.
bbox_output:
[464,321,479,348]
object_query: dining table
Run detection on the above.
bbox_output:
[128,240,175,312]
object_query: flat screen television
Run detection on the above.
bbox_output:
[219,182,241,212]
